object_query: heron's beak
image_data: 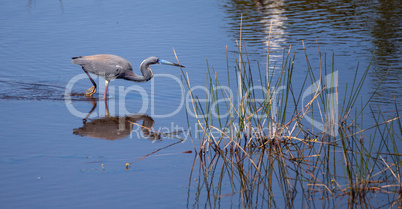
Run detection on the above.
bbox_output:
[158,59,185,68]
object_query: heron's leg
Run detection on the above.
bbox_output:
[104,99,110,117]
[83,99,97,124]
[103,80,110,99]
[82,67,97,96]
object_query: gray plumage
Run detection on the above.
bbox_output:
[71,54,184,99]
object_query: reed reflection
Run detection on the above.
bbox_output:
[187,141,402,208]
[73,100,160,141]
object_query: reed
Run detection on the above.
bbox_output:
[178,20,402,208]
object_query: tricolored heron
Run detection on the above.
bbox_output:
[71,54,184,99]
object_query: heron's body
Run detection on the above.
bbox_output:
[72,54,134,81]
[71,54,184,99]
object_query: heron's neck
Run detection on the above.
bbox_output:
[123,63,154,82]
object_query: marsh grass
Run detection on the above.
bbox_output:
[177,20,402,208]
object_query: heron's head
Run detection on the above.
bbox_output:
[145,56,185,68]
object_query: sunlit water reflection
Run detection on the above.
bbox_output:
[220,0,401,106]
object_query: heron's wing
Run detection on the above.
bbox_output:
[72,54,133,79]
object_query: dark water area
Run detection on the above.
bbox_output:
[0,0,401,208]
[220,0,401,107]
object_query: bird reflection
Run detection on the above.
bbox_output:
[73,100,160,140]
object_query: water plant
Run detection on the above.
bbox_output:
[177,20,402,208]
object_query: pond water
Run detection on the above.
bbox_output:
[0,0,400,208]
